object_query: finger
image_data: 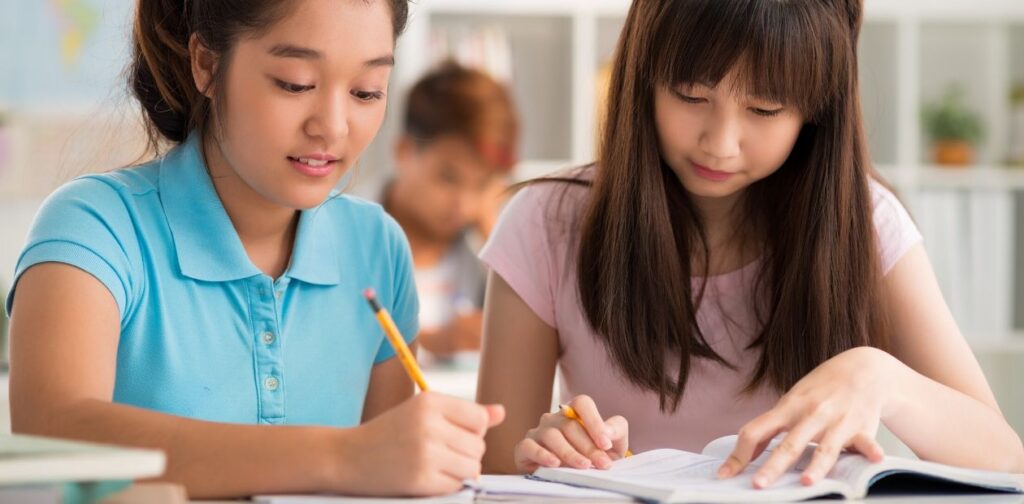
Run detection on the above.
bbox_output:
[437,449,482,487]
[440,420,488,461]
[604,415,630,459]
[753,416,828,489]
[568,395,613,451]
[561,418,614,469]
[484,404,506,428]
[429,393,491,435]
[717,411,788,479]
[538,426,593,469]
[515,437,561,473]
[847,432,885,463]
[799,424,852,486]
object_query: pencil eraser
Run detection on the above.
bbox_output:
[363,288,377,300]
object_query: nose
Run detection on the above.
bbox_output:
[305,89,349,145]
[698,108,741,161]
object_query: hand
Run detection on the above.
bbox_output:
[514,394,629,473]
[338,392,505,496]
[418,313,483,358]
[717,347,894,488]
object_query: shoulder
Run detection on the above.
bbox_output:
[867,178,923,274]
[503,166,593,231]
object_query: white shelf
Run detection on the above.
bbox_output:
[877,164,1024,190]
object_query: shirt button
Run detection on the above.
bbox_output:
[261,331,275,345]
[275,290,283,299]
[265,376,280,391]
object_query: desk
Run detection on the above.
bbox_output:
[102,484,1024,503]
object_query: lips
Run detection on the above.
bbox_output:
[691,160,735,182]
[288,155,339,178]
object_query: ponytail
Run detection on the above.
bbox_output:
[130,0,203,151]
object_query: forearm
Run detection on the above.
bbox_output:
[884,358,1024,473]
[17,398,347,499]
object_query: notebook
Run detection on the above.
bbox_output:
[530,435,1024,503]
[253,474,632,503]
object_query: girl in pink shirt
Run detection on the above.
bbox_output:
[476,0,1024,487]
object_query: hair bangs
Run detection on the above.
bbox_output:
[654,0,848,120]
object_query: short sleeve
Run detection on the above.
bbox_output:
[373,214,421,364]
[5,177,138,320]
[478,184,561,328]
[871,180,923,275]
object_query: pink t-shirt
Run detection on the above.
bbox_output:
[479,170,923,453]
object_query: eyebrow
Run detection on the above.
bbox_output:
[267,43,395,67]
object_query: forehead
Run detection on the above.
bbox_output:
[243,0,394,66]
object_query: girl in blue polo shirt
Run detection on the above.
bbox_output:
[5,0,503,499]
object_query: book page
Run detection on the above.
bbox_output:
[535,449,851,502]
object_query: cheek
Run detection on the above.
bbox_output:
[349,103,388,148]
[750,123,803,172]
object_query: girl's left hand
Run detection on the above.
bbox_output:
[717,347,898,489]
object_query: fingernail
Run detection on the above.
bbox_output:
[577,457,592,469]
[716,465,731,479]
[597,454,613,469]
[753,474,768,488]
[600,436,613,450]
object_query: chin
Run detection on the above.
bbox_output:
[274,188,337,210]
[680,180,745,200]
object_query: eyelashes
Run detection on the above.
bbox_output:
[671,88,784,117]
[273,78,385,102]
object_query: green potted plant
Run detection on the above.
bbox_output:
[921,84,985,167]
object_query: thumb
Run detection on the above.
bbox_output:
[484,404,506,427]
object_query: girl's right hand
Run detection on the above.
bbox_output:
[513,395,629,473]
[337,392,505,496]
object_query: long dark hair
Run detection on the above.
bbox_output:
[562,0,887,412]
[129,0,410,155]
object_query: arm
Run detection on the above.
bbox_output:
[880,244,1024,471]
[719,244,1024,489]
[361,343,417,422]
[477,271,559,473]
[417,312,483,358]
[11,263,503,499]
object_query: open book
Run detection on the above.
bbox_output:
[531,435,1024,503]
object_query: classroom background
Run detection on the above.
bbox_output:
[1,0,1022,452]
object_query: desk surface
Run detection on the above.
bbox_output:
[188,494,1024,503]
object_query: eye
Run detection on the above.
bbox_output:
[672,89,707,104]
[751,107,784,117]
[274,79,314,94]
[352,90,385,102]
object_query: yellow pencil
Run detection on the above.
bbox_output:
[560,404,633,457]
[364,288,430,392]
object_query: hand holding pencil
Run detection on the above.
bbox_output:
[348,288,505,496]
[513,394,631,473]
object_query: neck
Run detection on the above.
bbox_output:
[689,190,754,275]
[203,135,299,278]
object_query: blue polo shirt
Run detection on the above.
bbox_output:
[5,133,419,426]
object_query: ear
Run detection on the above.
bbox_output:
[189,34,218,99]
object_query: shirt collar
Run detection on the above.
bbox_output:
[157,132,341,285]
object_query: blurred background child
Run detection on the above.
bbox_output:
[382,62,519,367]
